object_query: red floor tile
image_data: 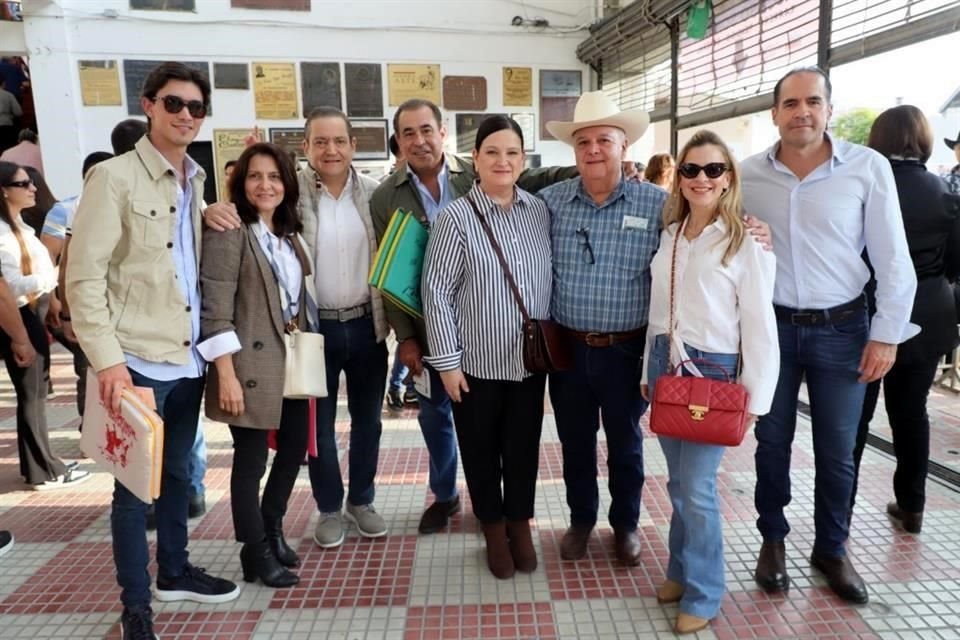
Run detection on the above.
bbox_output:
[268,535,415,609]
[104,611,262,640]
[1,490,110,542]
[404,603,557,640]
[540,527,668,600]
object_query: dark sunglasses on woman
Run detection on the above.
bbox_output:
[3,179,34,189]
[678,162,728,179]
[152,94,208,119]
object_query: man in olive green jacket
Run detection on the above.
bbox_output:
[370,99,575,534]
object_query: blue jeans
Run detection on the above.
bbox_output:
[189,419,206,497]
[648,334,737,620]
[388,350,415,392]
[548,333,648,531]
[417,364,459,502]
[113,370,204,609]
[755,310,868,557]
[309,315,388,512]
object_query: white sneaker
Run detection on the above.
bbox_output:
[0,530,13,559]
[33,462,91,491]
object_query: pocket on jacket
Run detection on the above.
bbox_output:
[113,284,141,337]
[131,200,171,249]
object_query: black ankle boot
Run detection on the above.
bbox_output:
[264,519,299,567]
[240,540,299,588]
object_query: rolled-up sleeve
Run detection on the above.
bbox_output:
[422,209,465,372]
[864,156,919,344]
[737,242,780,416]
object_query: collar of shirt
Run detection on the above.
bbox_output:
[407,156,451,222]
[763,131,850,177]
[565,176,632,209]
[316,171,353,202]
[468,180,532,214]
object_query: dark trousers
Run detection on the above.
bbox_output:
[50,327,88,421]
[229,399,309,544]
[0,301,65,484]
[451,373,546,523]
[851,356,940,513]
[755,311,868,558]
[113,371,204,609]
[309,315,388,512]
[548,333,648,531]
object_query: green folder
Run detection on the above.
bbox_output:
[369,208,406,285]
[369,208,428,318]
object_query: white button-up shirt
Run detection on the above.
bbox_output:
[741,134,919,344]
[313,174,371,310]
[642,219,780,416]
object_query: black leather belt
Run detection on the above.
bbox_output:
[773,295,865,326]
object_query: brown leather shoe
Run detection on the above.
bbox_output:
[482,521,515,579]
[613,529,641,567]
[675,613,709,635]
[417,496,461,534]
[656,579,684,604]
[506,519,537,572]
[754,541,789,593]
[810,552,868,604]
[559,524,593,561]
[887,502,923,534]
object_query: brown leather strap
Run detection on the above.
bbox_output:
[565,326,646,347]
[465,194,531,324]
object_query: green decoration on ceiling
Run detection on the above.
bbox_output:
[686,0,712,40]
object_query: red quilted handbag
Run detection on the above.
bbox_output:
[649,360,750,446]
[649,218,750,446]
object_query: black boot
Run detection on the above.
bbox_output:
[265,519,299,567]
[240,540,299,588]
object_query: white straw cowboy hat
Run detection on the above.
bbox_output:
[545,91,651,145]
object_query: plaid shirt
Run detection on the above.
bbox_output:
[539,177,666,332]
[945,165,960,195]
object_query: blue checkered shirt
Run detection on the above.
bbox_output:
[539,177,666,332]
[945,166,960,195]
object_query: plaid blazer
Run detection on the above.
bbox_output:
[200,225,310,429]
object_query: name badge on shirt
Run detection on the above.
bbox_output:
[621,215,648,231]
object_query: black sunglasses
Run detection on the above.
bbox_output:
[3,179,33,189]
[575,227,595,265]
[152,94,207,119]
[678,162,728,179]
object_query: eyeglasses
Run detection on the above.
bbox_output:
[3,179,34,189]
[678,162,728,179]
[575,227,595,265]
[152,94,208,119]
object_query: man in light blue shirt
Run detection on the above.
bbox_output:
[742,67,918,606]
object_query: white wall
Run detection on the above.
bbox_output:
[0,20,26,54]
[22,0,597,195]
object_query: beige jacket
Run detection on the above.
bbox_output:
[67,136,206,372]
[297,165,388,342]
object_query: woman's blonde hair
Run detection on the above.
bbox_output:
[661,130,745,266]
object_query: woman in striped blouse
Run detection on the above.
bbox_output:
[423,116,552,579]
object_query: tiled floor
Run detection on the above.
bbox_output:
[2,347,960,639]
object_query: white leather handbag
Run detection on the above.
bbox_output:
[283,329,328,399]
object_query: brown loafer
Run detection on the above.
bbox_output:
[613,528,641,567]
[675,613,709,635]
[754,541,789,593]
[560,524,593,561]
[506,519,537,572]
[656,579,684,604]
[418,496,461,534]
[810,552,868,604]
[886,502,923,534]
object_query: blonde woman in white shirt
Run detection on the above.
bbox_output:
[0,161,89,489]
[639,131,779,635]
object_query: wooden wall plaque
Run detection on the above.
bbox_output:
[442,76,487,111]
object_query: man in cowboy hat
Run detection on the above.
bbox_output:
[537,91,664,567]
[944,130,960,195]
[539,91,768,567]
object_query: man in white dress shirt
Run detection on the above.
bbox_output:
[203,108,391,549]
[742,67,918,605]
